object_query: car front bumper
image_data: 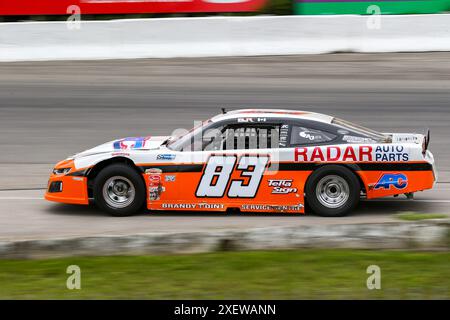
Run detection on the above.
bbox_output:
[44,160,89,205]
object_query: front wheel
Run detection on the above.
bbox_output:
[93,164,146,216]
[305,165,360,217]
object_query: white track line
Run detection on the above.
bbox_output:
[366,199,450,203]
[0,197,450,203]
[0,197,43,200]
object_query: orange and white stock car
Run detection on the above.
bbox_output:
[45,109,437,217]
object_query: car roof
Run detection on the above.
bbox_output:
[211,109,334,124]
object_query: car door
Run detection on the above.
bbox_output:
[168,118,305,212]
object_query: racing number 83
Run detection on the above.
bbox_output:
[196,155,270,198]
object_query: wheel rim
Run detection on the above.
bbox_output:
[315,175,350,209]
[102,176,135,209]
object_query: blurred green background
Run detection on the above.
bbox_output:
[1,249,449,299]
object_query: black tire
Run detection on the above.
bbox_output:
[305,165,360,217]
[93,164,145,217]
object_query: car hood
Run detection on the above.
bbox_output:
[71,136,171,159]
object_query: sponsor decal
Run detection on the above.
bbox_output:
[161,203,196,209]
[237,117,267,123]
[157,154,176,161]
[342,135,376,143]
[113,136,151,150]
[294,145,410,162]
[393,135,420,143]
[375,145,409,162]
[299,130,317,141]
[149,186,165,200]
[111,152,130,157]
[292,127,336,144]
[165,175,176,182]
[295,146,373,162]
[374,173,408,190]
[145,168,162,174]
[146,168,164,201]
[268,179,298,194]
[161,203,224,209]
[241,204,303,211]
[197,203,224,209]
[279,124,289,148]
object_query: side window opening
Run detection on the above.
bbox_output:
[203,125,281,151]
[290,126,336,146]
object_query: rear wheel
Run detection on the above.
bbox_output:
[93,164,145,216]
[305,165,360,217]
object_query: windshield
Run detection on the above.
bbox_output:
[167,119,212,151]
[332,118,389,142]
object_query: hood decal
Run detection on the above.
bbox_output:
[73,136,171,159]
[112,136,171,151]
[113,136,152,150]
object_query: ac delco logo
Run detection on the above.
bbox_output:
[295,146,373,162]
[374,173,408,190]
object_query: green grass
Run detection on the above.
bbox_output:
[396,212,448,221]
[0,250,449,299]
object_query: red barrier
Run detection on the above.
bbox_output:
[0,0,268,15]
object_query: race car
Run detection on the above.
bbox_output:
[45,109,437,217]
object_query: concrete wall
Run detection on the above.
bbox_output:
[1,14,450,61]
[1,220,448,259]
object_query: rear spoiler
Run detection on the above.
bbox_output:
[422,128,430,155]
[387,130,430,155]
[425,128,430,150]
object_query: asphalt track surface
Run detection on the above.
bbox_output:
[0,53,449,240]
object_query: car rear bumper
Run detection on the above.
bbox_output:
[425,150,438,186]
